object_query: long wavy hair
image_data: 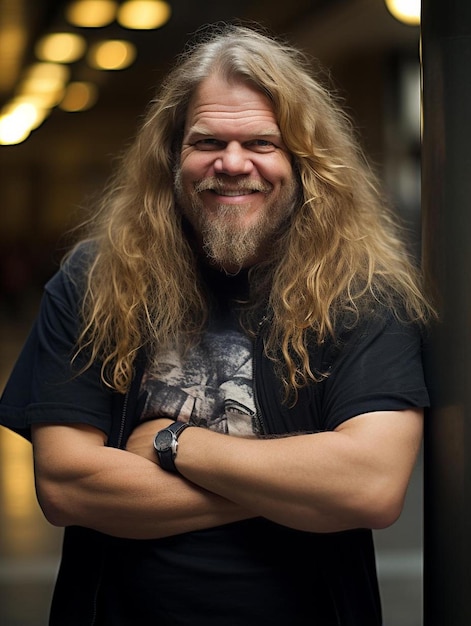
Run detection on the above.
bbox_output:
[71,23,435,396]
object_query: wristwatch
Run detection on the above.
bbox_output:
[153,421,192,472]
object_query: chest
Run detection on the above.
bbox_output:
[139,323,261,437]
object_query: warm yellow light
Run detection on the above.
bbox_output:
[2,98,50,129]
[66,0,118,27]
[24,62,70,87]
[16,63,70,108]
[87,40,137,70]
[60,81,98,111]
[0,429,36,515]
[35,32,87,64]
[17,83,65,108]
[18,63,69,107]
[0,24,28,93]
[0,108,31,145]
[0,118,30,144]
[385,0,420,25]
[117,0,171,30]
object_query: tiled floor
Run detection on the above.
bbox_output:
[0,315,423,626]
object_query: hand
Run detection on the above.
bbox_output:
[126,417,174,463]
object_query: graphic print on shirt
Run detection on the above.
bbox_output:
[139,327,259,437]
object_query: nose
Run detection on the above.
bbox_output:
[213,141,254,176]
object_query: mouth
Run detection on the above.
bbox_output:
[195,178,271,197]
[209,188,260,197]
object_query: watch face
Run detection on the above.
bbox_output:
[154,430,174,452]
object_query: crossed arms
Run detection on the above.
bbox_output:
[31,407,422,539]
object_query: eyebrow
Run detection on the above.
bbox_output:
[186,124,283,140]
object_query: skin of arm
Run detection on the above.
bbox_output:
[31,422,253,539]
[32,408,422,538]
[127,408,423,533]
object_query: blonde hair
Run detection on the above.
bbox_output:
[70,23,434,395]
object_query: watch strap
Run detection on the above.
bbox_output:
[167,420,191,438]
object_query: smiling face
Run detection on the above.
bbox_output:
[175,72,299,272]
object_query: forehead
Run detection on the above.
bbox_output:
[184,73,279,134]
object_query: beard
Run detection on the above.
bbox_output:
[174,171,299,271]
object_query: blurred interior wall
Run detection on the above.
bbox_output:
[422,0,471,622]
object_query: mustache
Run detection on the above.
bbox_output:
[194,177,272,194]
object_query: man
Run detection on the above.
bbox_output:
[0,23,434,625]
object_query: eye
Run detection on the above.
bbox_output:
[193,138,224,150]
[246,139,276,152]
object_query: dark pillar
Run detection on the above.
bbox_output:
[421,0,471,623]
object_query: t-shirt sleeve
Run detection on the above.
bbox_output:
[320,310,430,431]
[0,249,113,440]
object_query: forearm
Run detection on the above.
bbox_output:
[175,429,370,532]
[32,425,252,539]
[174,410,423,533]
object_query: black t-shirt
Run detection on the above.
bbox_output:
[0,247,430,625]
[98,520,370,626]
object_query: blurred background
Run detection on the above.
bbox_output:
[0,0,423,624]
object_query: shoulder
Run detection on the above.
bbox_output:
[325,300,426,370]
[45,240,97,307]
[337,297,425,339]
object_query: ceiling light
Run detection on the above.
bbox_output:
[24,62,70,85]
[2,99,50,130]
[66,0,118,28]
[117,0,171,30]
[87,40,137,70]
[17,84,66,108]
[18,63,70,107]
[60,81,99,111]
[35,33,87,64]
[21,63,70,94]
[0,103,39,145]
[385,0,420,25]
[2,102,40,128]
[0,116,31,145]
